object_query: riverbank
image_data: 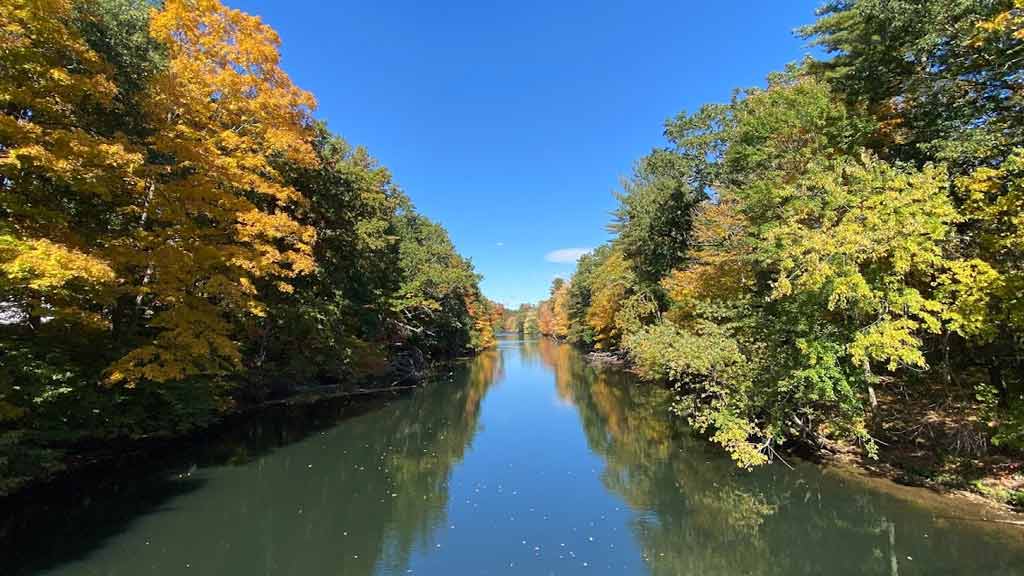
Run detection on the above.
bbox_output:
[564,341,1024,515]
[0,388,395,500]
[822,382,1024,514]
[823,462,1024,528]
[0,359,465,500]
[1,376,445,566]
[827,449,1024,518]
[0,385,409,574]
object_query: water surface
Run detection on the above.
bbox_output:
[7,336,1024,575]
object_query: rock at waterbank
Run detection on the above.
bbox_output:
[586,351,626,365]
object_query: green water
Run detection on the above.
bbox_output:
[6,336,1024,575]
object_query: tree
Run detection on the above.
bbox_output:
[466,292,497,351]
[391,212,483,357]
[611,148,707,284]
[801,0,1024,403]
[251,125,404,389]
[537,299,555,336]
[107,0,319,385]
[0,0,157,458]
[550,278,571,339]
[0,0,143,328]
[655,76,994,465]
[565,246,608,346]
[560,69,1009,467]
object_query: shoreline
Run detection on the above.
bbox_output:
[565,339,1024,518]
[821,461,1024,537]
[0,349,487,502]
[819,445,1024,519]
[0,377,426,502]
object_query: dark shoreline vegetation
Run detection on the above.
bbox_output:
[503,1,1024,509]
[1,383,393,523]
[0,0,505,496]
[0,358,455,499]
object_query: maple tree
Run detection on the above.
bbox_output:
[105,0,319,385]
[0,0,140,325]
[535,278,571,340]
[537,300,555,336]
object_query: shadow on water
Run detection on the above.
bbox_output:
[2,475,209,576]
[1,393,400,575]
[1,348,504,576]
[530,337,1024,576]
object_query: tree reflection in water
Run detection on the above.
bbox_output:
[28,349,504,576]
[531,337,1024,576]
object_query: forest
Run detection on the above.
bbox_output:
[0,0,501,494]
[522,0,1024,499]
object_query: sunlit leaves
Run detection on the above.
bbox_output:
[103,0,321,384]
[535,278,572,340]
[0,0,141,317]
[560,60,1022,466]
[0,236,115,291]
[760,153,958,369]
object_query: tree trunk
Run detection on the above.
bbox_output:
[865,358,878,408]
[989,360,1008,408]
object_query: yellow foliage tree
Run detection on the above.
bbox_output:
[537,300,555,336]
[957,148,1024,335]
[466,292,496,350]
[550,280,571,339]
[0,0,142,325]
[586,250,632,350]
[662,196,754,326]
[108,0,318,385]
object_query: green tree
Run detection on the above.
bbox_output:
[802,0,1024,404]
[391,212,484,358]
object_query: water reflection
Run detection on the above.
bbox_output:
[531,338,1024,575]
[5,338,1024,575]
[9,349,503,576]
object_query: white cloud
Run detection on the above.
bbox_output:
[544,247,590,264]
[496,241,504,247]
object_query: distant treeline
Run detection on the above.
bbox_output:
[500,282,569,337]
[0,0,499,493]
[527,1,1024,469]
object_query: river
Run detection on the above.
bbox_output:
[5,335,1024,575]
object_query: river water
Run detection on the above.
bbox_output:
[6,336,1024,575]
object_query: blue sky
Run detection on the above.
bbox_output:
[232,0,821,306]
